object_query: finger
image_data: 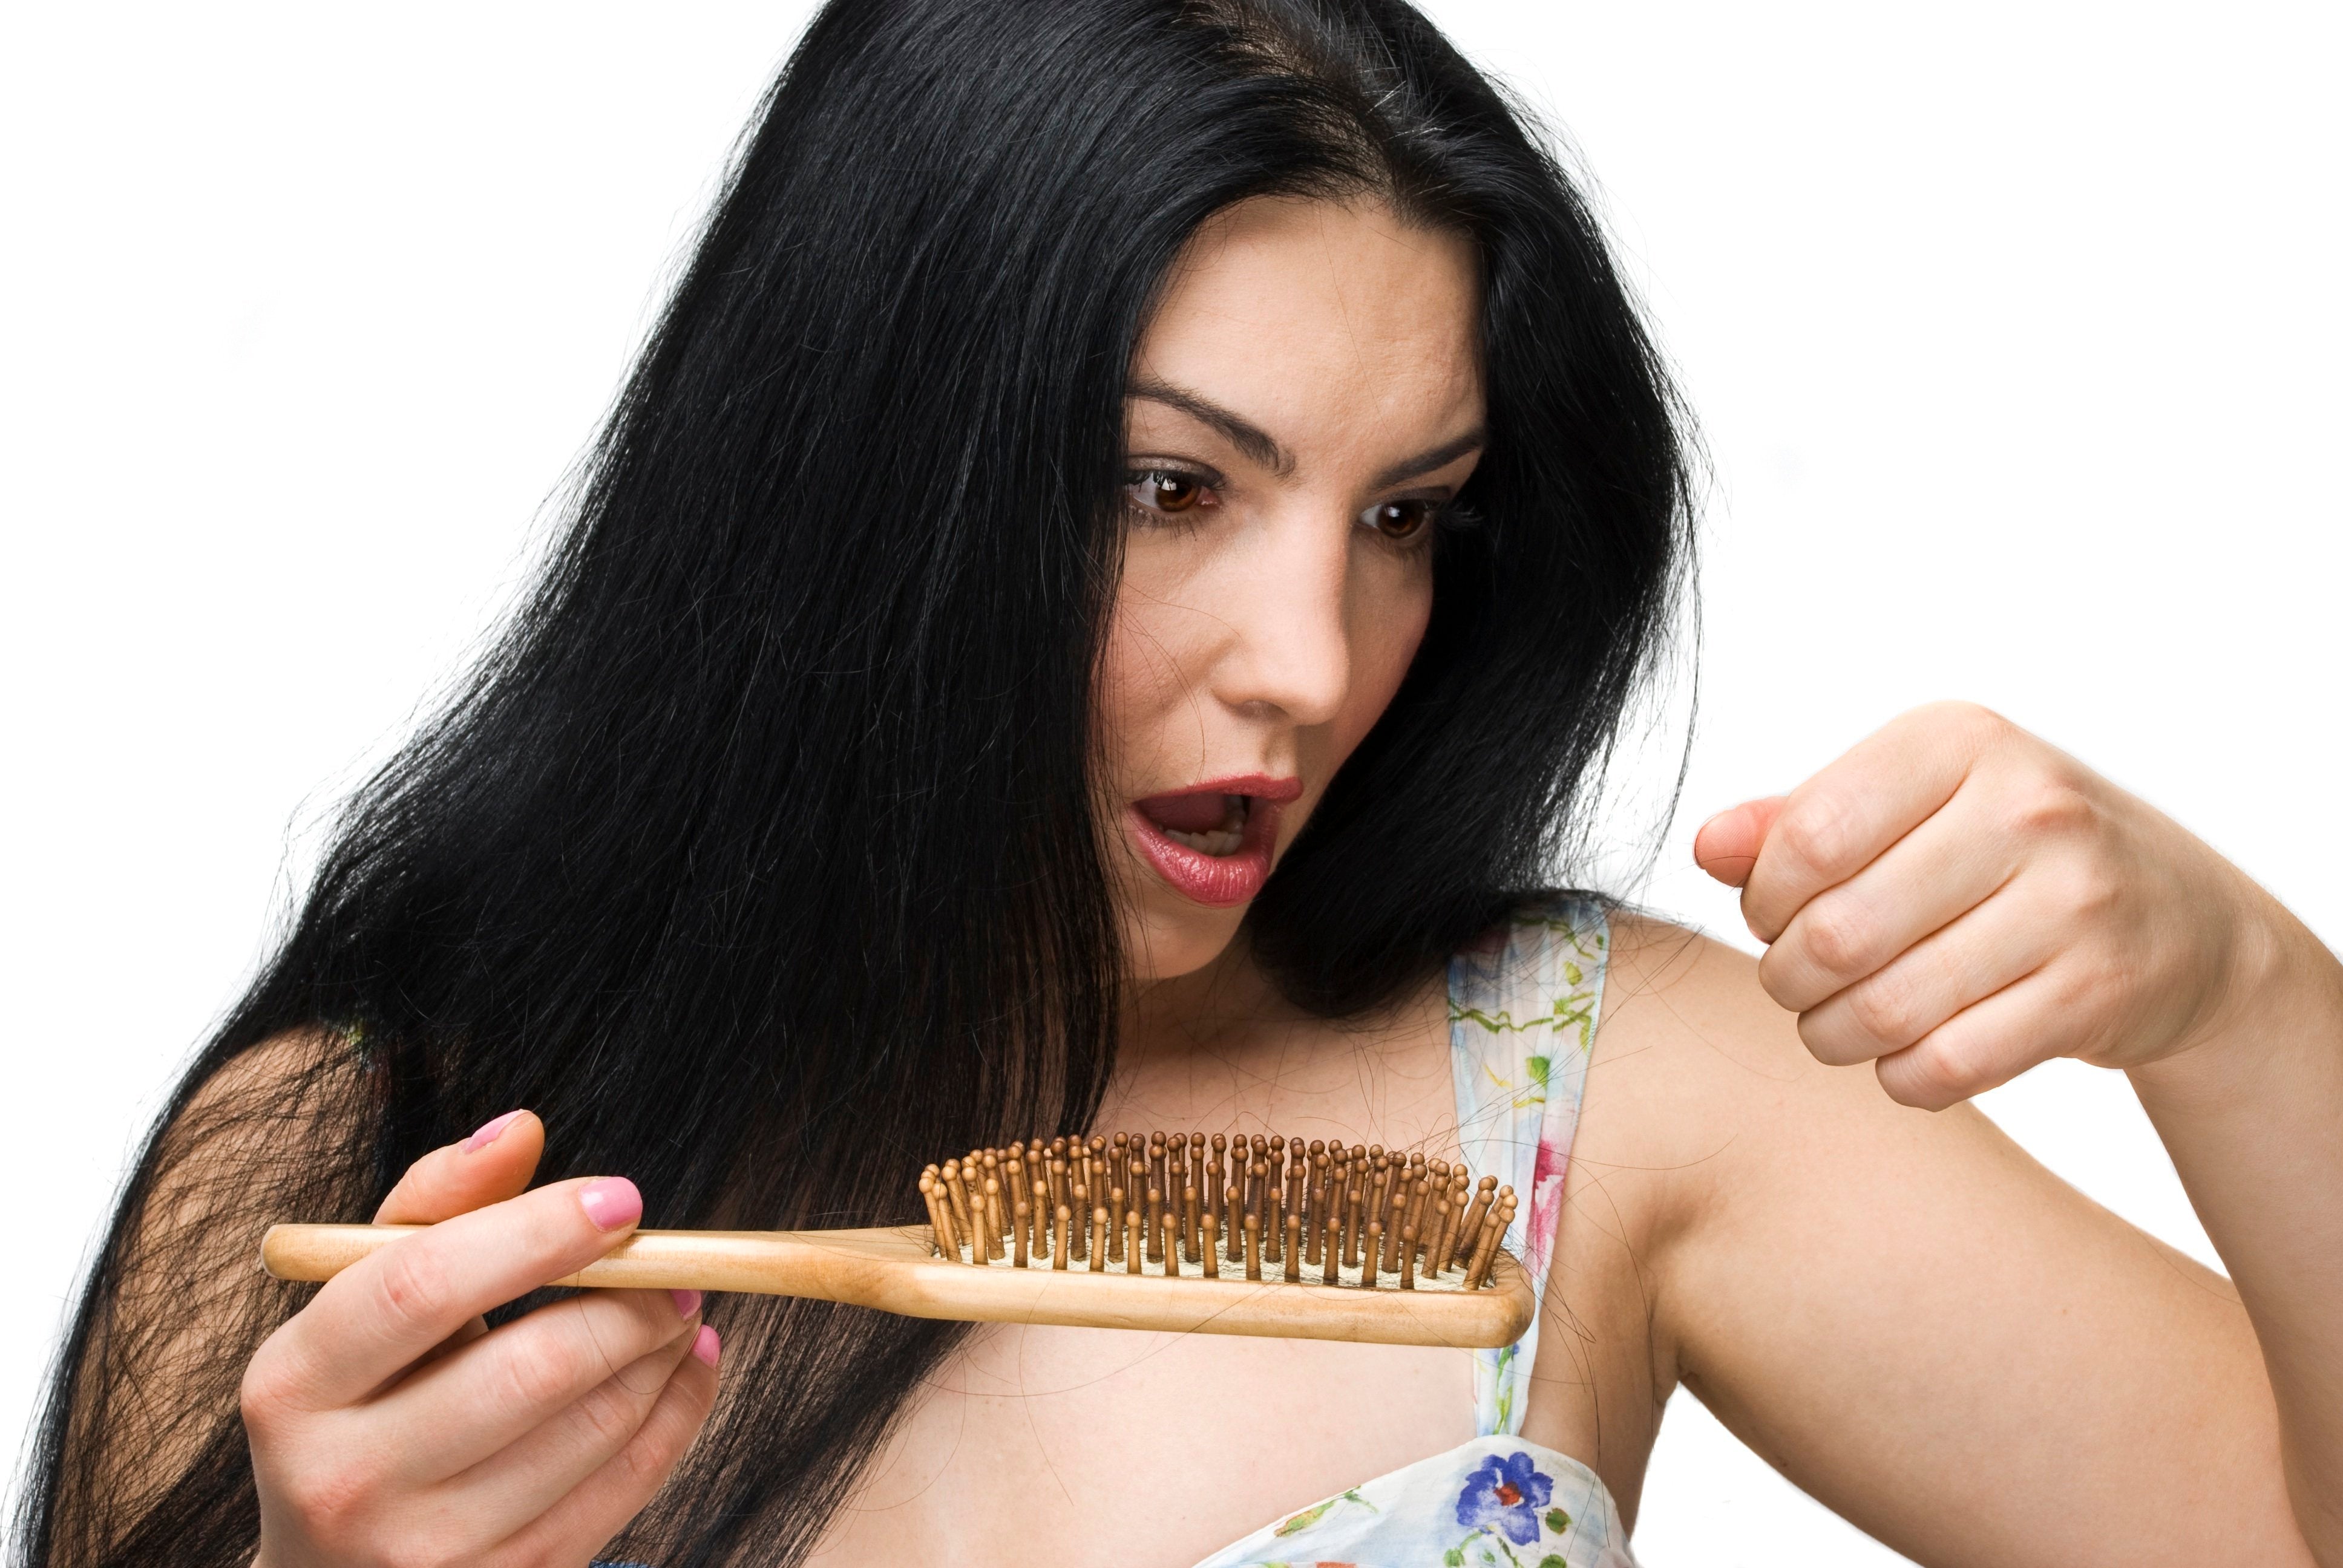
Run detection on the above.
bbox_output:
[378,1287,705,1480]
[1793,877,2064,1067]
[255,1175,645,1411]
[490,1326,721,1565]
[1757,783,2026,1013]
[416,1314,491,1370]
[1740,703,2005,942]
[1872,965,2087,1110]
[377,1110,546,1224]
[442,1315,712,1535]
[1693,797,1787,889]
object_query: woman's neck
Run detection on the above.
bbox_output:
[1100,933,1458,1151]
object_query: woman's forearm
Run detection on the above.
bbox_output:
[2130,901,2343,1564]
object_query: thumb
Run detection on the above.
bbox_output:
[375,1108,546,1224]
[1693,795,1789,889]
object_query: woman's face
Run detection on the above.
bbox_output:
[1100,195,1485,982]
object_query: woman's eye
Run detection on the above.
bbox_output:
[1126,470,1213,515]
[1363,498,1439,541]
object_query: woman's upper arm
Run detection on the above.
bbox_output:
[1596,919,2309,1567]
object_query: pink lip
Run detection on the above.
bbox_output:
[1126,774,1303,909]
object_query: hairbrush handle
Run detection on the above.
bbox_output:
[260,1222,1535,1348]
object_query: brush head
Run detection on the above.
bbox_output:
[918,1130,1519,1295]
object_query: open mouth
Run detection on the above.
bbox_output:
[1137,791,1251,856]
[1126,776,1301,908]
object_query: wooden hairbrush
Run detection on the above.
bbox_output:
[263,1130,1531,1349]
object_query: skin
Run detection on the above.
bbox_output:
[234,195,2343,1567]
[1098,195,1483,981]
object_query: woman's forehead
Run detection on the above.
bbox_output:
[1129,197,1484,460]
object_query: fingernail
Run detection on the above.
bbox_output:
[670,1289,703,1318]
[691,1324,721,1368]
[463,1109,527,1152]
[1697,807,1735,837]
[578,1177,643,1232]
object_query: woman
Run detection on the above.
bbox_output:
[22,0,2341,1564]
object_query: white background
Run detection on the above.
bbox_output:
[3,4,2337,1562]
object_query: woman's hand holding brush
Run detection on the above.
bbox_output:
[241,1110,719,1568]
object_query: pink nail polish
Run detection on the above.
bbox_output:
[464,1109,527,1152]
[691,1324,721,1368]
[578,1177,643,1232]
[670,1289,703,1318]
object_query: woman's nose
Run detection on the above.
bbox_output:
[1212,512,1352,727]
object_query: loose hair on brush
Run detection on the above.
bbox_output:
[18,0,1690,1563]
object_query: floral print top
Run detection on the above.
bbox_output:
[1189,897,1635,1568]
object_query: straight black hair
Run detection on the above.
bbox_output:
[19,1,1690,1563]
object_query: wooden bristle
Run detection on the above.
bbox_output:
[922,1131,1518,1296]
[1429,1185,1459,1274]
[1488,1194,1519,1282]
[1454,1176,1497,1267]
[1379,1172,1406,1276]
[1404,1171,1431,1270]
[1342,1178,1365,1270]
[942,1161,972,1248]
[1466,1191,1507,1289]
[917,1176,942,1258]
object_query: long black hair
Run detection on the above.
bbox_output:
[19,1,1689,1563]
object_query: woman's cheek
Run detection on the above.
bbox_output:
[1326,562,1434,763]
[1095,540,1193,751]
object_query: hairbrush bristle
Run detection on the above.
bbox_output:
[918,1131,1515,1292]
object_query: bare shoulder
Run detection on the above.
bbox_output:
[1520,915,1833,1501]
[1529,914,2014,1500]
[1570,913,1859,1263]
[1571,912,2092,1347]
[1559,916,2301,1564]
[1576,908,2046,1214]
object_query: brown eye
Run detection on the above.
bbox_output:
[1365,498,1437,540]
[1129,470,1209,514]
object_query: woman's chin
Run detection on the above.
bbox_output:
[1121,897,1248,984]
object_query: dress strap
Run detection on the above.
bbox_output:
[1447,896,1611,1436]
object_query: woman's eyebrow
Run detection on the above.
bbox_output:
[1126,377,1292,474]
[1370,428,1486,490]
[1127,377,1483,488]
